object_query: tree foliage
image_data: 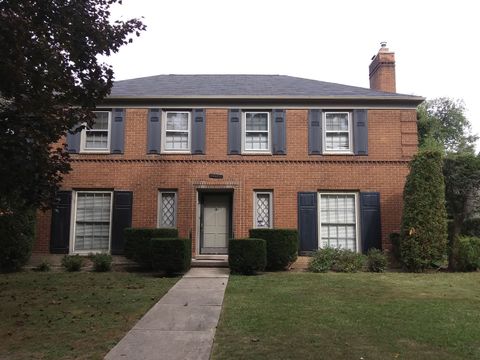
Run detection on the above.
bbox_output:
[400,149,448,271]
[417,97,478,153]
[0,0,145,210]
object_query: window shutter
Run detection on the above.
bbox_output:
[111,191,133,255]
[228,109,242,155]
[308,109,322,155]
[110,108,125,154]
[191,109,206,154]
[298,192,318,252]
[147,108,161,154]
[272,109,286,155]
[66,126,81,153]
[50,191,72,254]
[360,192,381,253]
[353,109,368,155]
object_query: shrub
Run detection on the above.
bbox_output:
[366,248,388,272]
[332,250,366,273]
[150,238,191,274]
[91,253,113,272]
[35,260,51,272]
[462,218,480,237]
[400,149,448,271]
[124,228,179,268]
[61,255,84,272]
[229,238,266,275]
[308,248,366,273]
[308,247,338,273]
[452,236,480,271]
[0,207,35,272]
[249,229,298,270]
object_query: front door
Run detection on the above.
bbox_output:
[200,193,231,254]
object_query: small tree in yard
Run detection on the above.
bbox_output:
[400,149,448,271]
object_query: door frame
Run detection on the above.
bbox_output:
[197,190,233,255]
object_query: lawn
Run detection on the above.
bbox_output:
[0,271,178,360]
[212,272,480,360]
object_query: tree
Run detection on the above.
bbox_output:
[400,149,448,271]
[0,0,145,210]
[417,97,478,153]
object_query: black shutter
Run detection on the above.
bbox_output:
[360,192,381,253]
[110,108,125,154]
[308,109,322,155]
[147,109,161,154]
[354,109,368,155]
[50,191,72,254]
[111,191,133,255]
[298,192,318,252]
[66,127,81,153]
[228,109,241,154]
[191,109,206,154]
[272,109,286,155]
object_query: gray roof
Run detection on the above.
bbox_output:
[108,74,422,101]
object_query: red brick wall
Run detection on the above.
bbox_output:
[34,107,417,255]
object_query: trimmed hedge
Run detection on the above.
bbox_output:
[0,207,35,272]
[400,150,448,271]
[249,229,298,270]
[124,228,179,268]
[229,238,266,275]
[150,238,191,274]
[308,248,366,273]
[452,236,480,272]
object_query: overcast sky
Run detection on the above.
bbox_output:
[106,0,479,148]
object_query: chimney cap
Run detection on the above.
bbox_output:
[380,41,387,48]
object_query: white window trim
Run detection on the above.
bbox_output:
[253,191,273,229]
[80,111,112,153]
[317,192,360,253]
[157,191,177,228]
[322,111,353,154]
[161,111,191,153]
[242,111,272,154]
[70,190,113,255]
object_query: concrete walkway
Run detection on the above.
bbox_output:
[105,267,229,360]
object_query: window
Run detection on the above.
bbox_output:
[254,191,273,228]
[319,193,358,251]
[323,112,352,153]
[243,112,270,153]
[158,191,177,228]
[73,192,112,253]
[81,111,111,152]
[163,111,191,152]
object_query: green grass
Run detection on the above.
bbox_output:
[0,271,178,360]
[212,272,480,360]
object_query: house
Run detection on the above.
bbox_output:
[33,44,423,259]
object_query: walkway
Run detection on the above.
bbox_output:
[105,267,230,360]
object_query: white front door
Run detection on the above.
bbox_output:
[201,194,230,254]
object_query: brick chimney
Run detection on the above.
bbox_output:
[369,42,396,93]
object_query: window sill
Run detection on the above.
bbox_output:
[79,150,111,154]
[241,151,273,156]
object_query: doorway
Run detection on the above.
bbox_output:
[199,192,232,254]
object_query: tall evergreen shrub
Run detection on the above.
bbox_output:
[400,149,448,271]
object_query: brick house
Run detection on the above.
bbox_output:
[34,44,423,259]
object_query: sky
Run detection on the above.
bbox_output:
[106,0,479,148]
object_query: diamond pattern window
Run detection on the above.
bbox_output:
[159,191,177,228]
[254,191,272,228]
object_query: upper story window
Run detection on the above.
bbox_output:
[80,111,111,153]
[162,111,191,153]
[323,112,352,154]
[242,111,271,153]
